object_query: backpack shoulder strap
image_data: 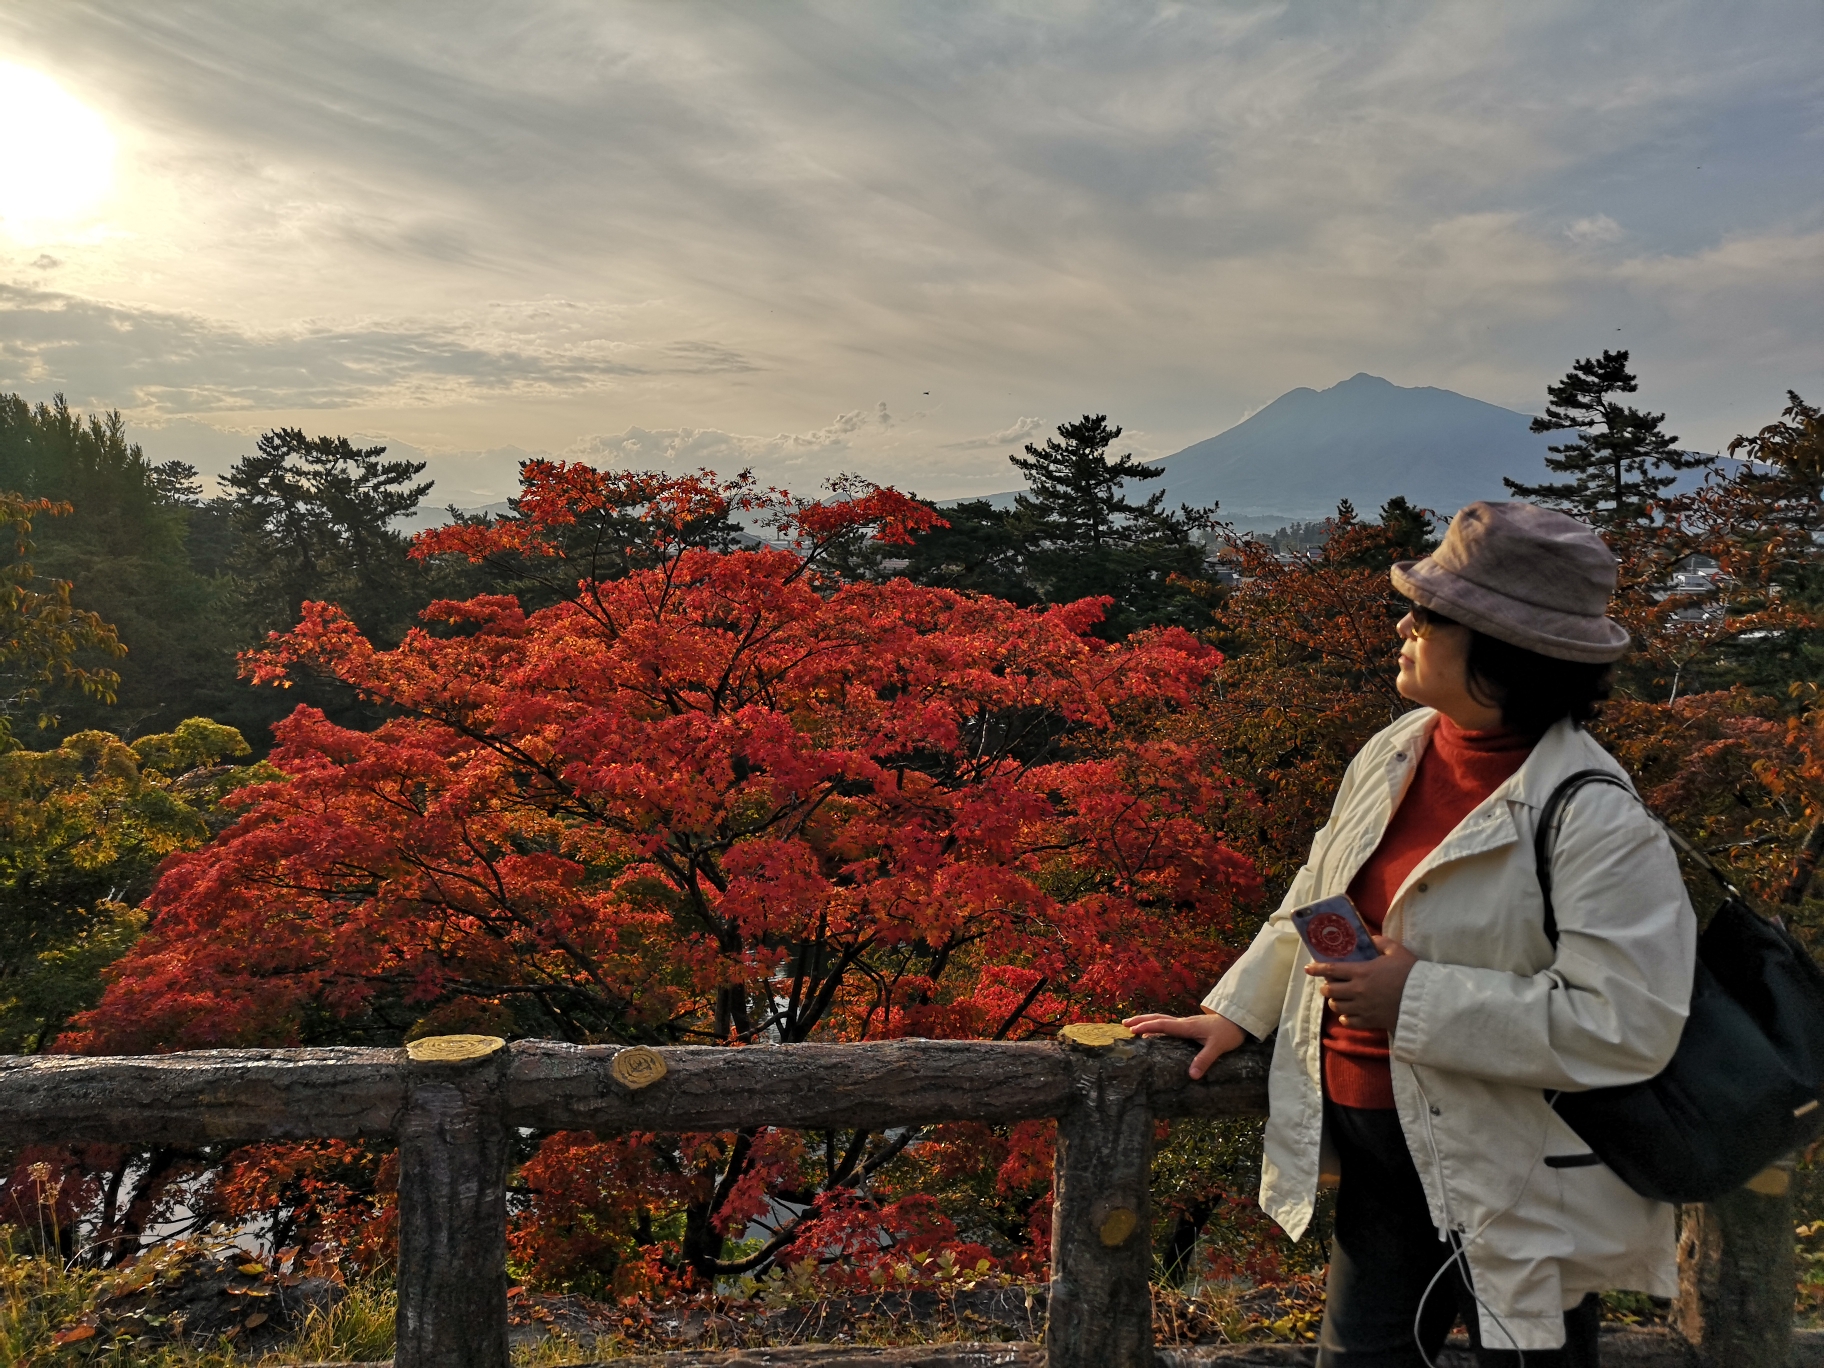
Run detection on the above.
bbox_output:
[1536,767,1760,947]
[1535,768,1637,947]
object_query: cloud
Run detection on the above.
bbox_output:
[943,417,1044,451]
[1566,215,1625,245]
[565,404,897,483]
[0,283,758,413]
[0,1,1817,460]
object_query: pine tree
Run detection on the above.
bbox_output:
[1010,415,1177,547]
[1504,350,1709,526]
[224,429,432,639]
[1376,495,1438,562]
[1003,415,1210,635]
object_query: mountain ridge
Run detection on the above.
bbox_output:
[1149,372,1558,525]
[954,373,1567,529]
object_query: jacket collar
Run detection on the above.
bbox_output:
[1373,713,1609,907]
[1378,709,1605,814]
[1505,715,1626,811]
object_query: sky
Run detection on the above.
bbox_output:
[0,1,1820,509]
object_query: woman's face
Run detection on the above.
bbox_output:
[1395,610,1505,729]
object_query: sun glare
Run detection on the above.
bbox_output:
[0,63,117,233]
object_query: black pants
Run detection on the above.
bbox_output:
[1316,1101,1601,1367]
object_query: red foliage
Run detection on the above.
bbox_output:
[1175,508,1421,901]
[773,1190,997,1291]
[63,464,1257,1285]
[210,1141,397,1271]
[508,1131,690,1297]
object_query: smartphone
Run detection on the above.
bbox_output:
[1291,895,1380,963]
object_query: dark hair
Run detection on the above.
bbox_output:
[1408,604,1613,736]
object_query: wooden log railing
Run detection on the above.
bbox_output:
[0,1027,1265,1368]
[0,1029,1794,1368]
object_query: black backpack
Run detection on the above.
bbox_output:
[1537,770,1824,1204]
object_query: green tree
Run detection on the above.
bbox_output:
[224,429,433,641]
[1503,349,1709,526]
[1011,415,1168,548]
[1006,415,1212,635]
[0,491,123,747]
[1329,496,1440,571]
[0,718,263,1053]
[829,497,1038,605]
[0,395,237,738]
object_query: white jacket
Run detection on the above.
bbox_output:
[1204,709,1696,1351]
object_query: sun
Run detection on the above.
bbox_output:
[0,63,116,232]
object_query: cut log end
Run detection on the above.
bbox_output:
[609,1045,669,1091]
[405,1034,506,1064]
[1098,1207,1138,1248]
[1059,1023,1135,1053]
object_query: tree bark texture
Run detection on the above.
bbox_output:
[394,1043,512,1368]
[2,1036,1271,1147]
[1673,1180,1795,1368]
[1047,1040,1157,1368]
[0,1047,404,1144]
[506,1036,1271,1135]
[505,1040,1079,1133]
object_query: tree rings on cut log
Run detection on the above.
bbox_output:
[1059,1022,1135,1052]
[610,1046,668,1091]
[1098,1206,1139,1248]
[404,1034,506,1064]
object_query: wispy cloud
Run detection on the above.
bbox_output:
[565,403,897,483]
[943,417,1044,451]
[1566,215,1626,245]
[0,284,758,412]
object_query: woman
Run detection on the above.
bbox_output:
[1129,502,1695,1367]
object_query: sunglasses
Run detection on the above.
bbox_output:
[1406,604,1460,639]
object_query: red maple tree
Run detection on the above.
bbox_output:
[65,463,1258,1289]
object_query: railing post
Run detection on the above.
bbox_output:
[1672,1163,1795,1368]
[395,1035,512,1368]
[1048,1025,1155,1368]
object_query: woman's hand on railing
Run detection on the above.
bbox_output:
[1122,1009,1247,1080]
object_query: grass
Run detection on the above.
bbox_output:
[0,1231,1323,1366]
[0,1228,392,1367]
[11,1230,1692,1363]
[0,1233,632,1367]
[268,1283,396,1364]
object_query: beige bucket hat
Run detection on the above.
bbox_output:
[1391,501,1629,664]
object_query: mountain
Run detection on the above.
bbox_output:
[1146,373,1559,528]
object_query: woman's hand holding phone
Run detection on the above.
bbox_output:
[1289,894,1418,1031]
[1305,937,1419,1030]
[1122,1009,1247,1079]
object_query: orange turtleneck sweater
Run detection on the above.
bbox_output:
[1322,716,1536,1109]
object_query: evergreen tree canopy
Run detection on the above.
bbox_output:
[867,497,1036,607]
[1328,496,1440,571]
[224,429,433,641]
[1504,349,1708,525]
[0,492,123,747]
[1004,414,1212,635]
[0,395,232,738]
[1011,414,1176,547]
